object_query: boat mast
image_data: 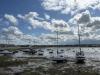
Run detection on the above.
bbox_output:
[57,26,59,54]
[73,0,81,51]
[78,23,81,52]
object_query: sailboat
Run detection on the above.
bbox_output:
[75,23,85,64]
[51,25,67,63]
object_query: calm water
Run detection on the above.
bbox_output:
[39,47,100,60]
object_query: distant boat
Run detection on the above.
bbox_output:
[47,48,53,54]
[0,50,13,56]
[49,50,53,54]
[59,49,64,53]
[22,48,36,54]
[75,23,85,64]
[37,49,44,56]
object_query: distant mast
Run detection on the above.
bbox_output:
[56,24,59,54]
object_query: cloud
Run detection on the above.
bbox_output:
[1,26,42,45]
[92,3,100,10]
[4,14,18,25]
[50,19,73,34]
[87,17,100,28]
[78,10,91,24]
[41,0,100,15]
[18,12,44,20]
[18,12,38,19]
[2,10,100,45]
[18,12,44,28]
[0,26,24,44]
[18,12,72,34]
[69,10,91,25]
[2,26,23,37]
[44,14,50,20]
[37,33,76,45]
[68,10,100,41]
[0,21,73,45]
[28,26,32,30]
[42,0,63,11]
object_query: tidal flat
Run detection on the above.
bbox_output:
[0,47,100,75]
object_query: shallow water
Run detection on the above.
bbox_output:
[12,47,100,60]
[40,47,100,60]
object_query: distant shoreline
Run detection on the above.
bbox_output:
[1,44,100,48]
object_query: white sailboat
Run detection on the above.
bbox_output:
[51,25,67,63]
[75,23,85,64]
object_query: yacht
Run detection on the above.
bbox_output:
[76,51,85,63]
[75,23,85,64]
[51,27,67,63]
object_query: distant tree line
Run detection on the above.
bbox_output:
[0,44,100,48]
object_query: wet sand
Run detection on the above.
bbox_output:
[0,47,100,75]
[0,57,100,75]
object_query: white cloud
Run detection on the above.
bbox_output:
[69,10,90,24]
[28,26,32,30]
[2,10,100,45]
[50,19,72,34]
[18,12,44,20]
[18,12,38,19]
[1,26,24,45]
[18,12,72,34]
[42,0,63,11]
[92,3,100,10]
[78,10,91,24]
[68,10,100,40]
[42,0,100,15]
[2,26,23,37]
[4,14,18,25]
[18,12,44,28]
[87,17,100,31]
[44,14,50,20]
[38,33,77,45]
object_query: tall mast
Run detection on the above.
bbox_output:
[57,26,59,54]
[74,0,81,52]
[78,23,81,52]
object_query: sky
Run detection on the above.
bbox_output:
[0,0,100,45]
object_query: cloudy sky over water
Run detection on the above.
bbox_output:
[0,0,100,45]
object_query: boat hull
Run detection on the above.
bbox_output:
[51,57,67,63]
[76,57,85,64]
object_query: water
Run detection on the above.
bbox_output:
[40,47,100,60]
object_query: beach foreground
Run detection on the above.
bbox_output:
[0,47,100,75]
